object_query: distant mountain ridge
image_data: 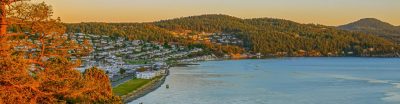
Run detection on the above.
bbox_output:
[338,18,400,43]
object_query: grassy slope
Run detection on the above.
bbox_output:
[112,78,152,96]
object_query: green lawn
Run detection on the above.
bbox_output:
[112,78,152,96]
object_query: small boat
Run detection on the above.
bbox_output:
[166,84,169,89]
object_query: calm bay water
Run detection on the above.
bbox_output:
[130,57,400,104]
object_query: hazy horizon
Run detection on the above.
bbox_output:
[38,0,400,26]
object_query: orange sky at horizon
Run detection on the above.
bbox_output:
[37,0,400,26]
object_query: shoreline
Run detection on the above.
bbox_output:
[118,61,204,103]
[121,69,169,103]
[116,55,213,103]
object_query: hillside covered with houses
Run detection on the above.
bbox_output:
[68,33,216,86]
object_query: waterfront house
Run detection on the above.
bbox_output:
[136,71,156,79]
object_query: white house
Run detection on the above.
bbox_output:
[136,71,156,79]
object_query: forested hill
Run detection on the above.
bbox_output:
[338,18,400,43]
[66,14,400,57]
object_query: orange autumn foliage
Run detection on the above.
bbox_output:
[0,1,121,103]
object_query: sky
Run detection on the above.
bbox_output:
[37,0,400,26]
